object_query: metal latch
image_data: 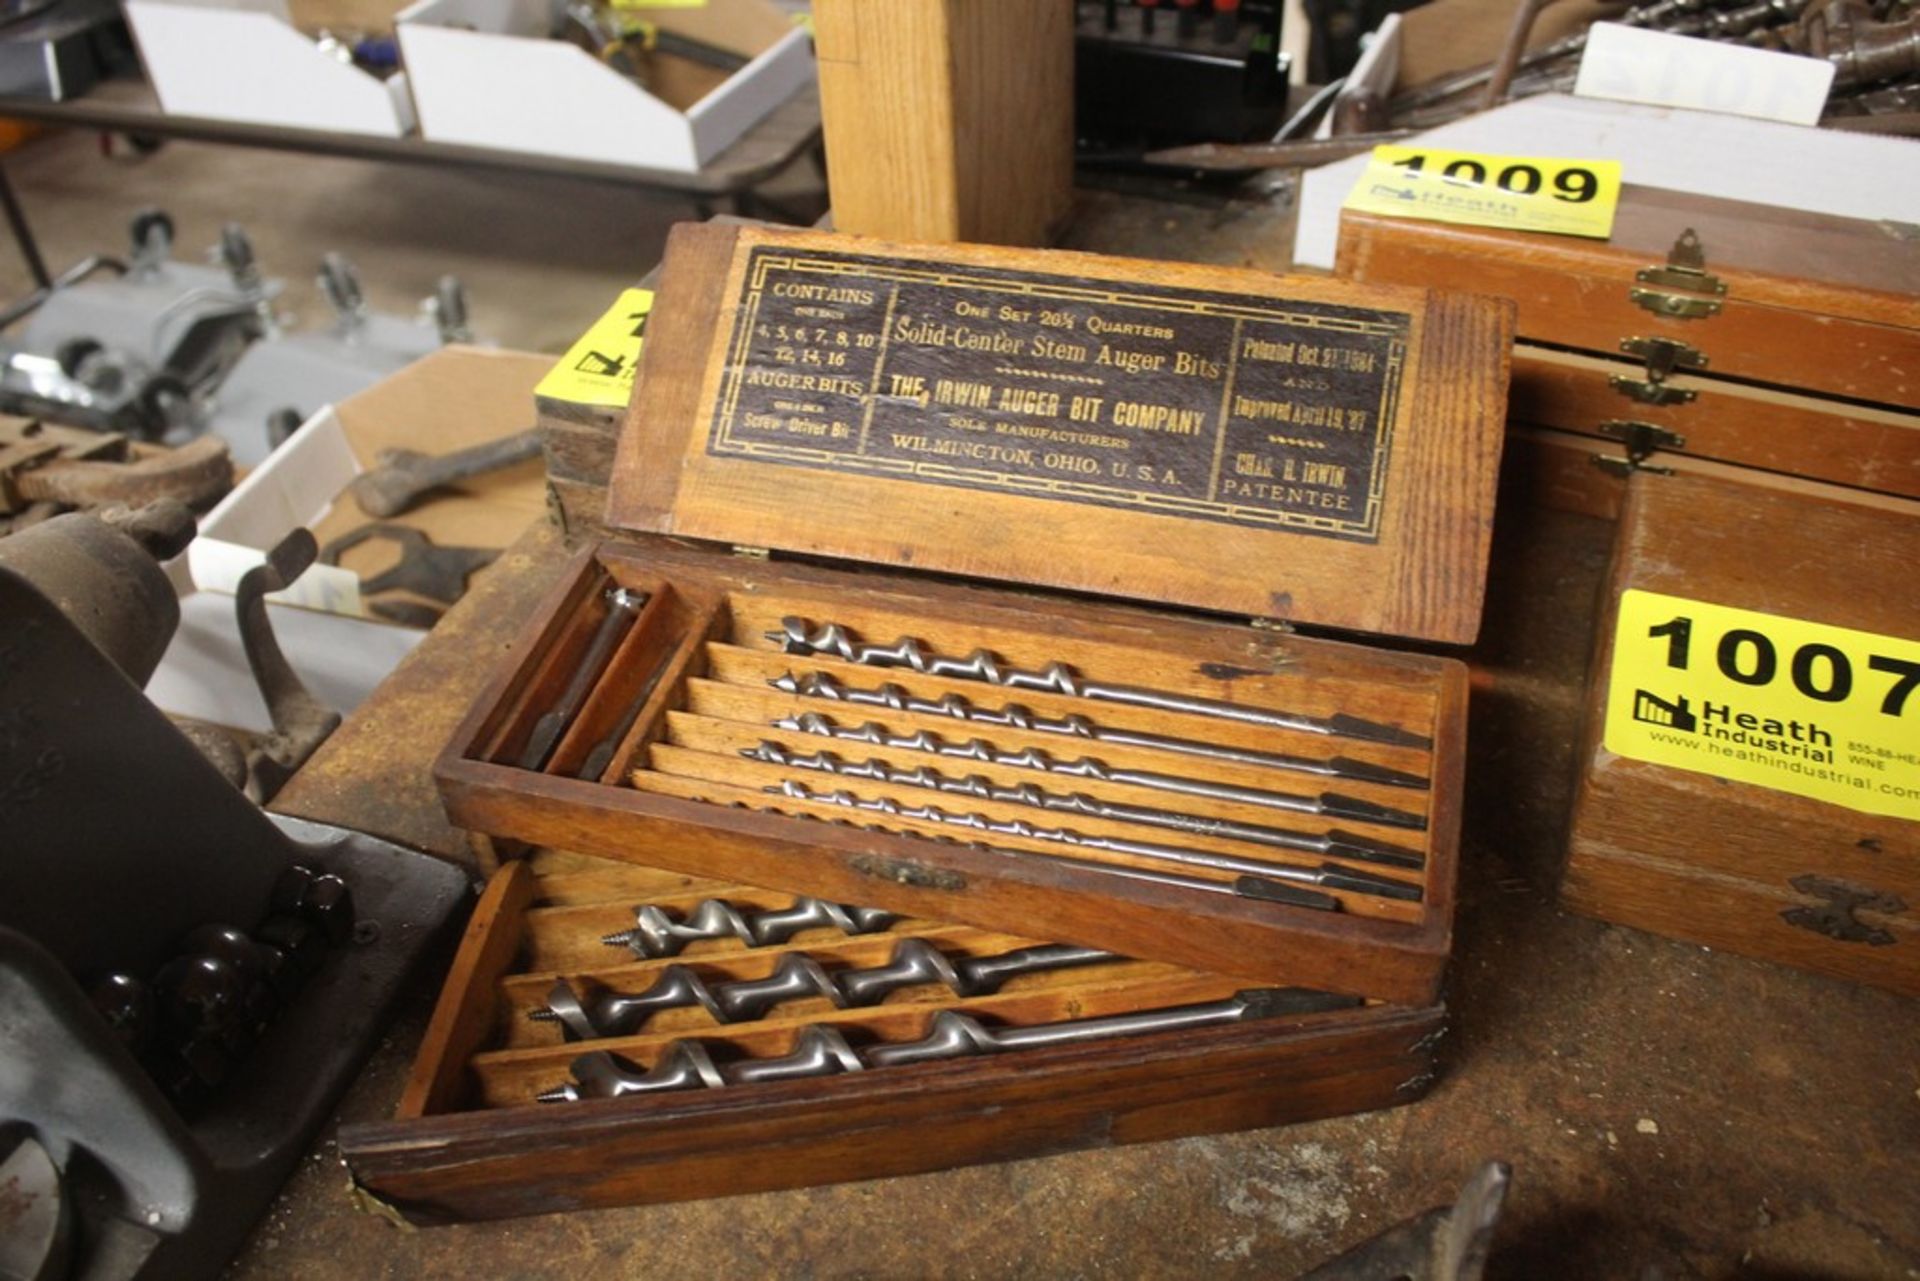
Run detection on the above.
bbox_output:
[1591,419,1686,477]
[1629,228,1726,320]
[1609,375,1697,406]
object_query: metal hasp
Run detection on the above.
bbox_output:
[1610,335,1709,406]
[1630,228,1727,320]
[1592,420,1688,478]
[0,560,469,1281]
[537,940,1115,1040]
[769,671,1431,791]
[1301,1160,1511,1281]
[1781,873,1906,946]
[537,986,1363,1103]
[349,426,543,519]
[770,618,1432,750]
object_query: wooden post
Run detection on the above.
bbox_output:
[813,0,1075,247]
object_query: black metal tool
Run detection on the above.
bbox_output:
[349,427,543,518]
[535,940,1115,1040]
[576,646,675,781]
[517,586,649,772]
[768,780,1423,902]
[602,895,899,957]
[769,671,1431,791]
[318,522,498,604]
[769,617,1431,749]
[536,986,1363,1102]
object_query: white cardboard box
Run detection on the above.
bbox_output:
[153,346,551,732]
[395,0,813,171]
[126,0,416,136]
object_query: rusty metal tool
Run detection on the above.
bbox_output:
[533,940,1114,1040]
[236,528,343,803]
[769,671,1431,791]
[767,710,1427,829]
[536,986,1363,1102]
[11,434,233,512]
[769,617,1433,749]
[1302,1161,1511,1281]
[768,780,1423,902]
[318,523,497,605]
[348,426,543,518]
[602,895,899,957]
[745,743,1426,870]
[517,586,649,771]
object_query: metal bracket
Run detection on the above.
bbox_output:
[1619,335,1709,380]
[1592,419,1687,477]
[1609,375,1697,407]
[1630,228,1726,320]
[1781,874,1906,946]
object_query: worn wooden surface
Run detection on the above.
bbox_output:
[1337,194,1920,411]
[1565,472,1920,995]
[613,222,1513,643]
[258,497,1920,1279]
[813,0,1074,247]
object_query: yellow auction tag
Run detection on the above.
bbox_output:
[1605,589,1920,822]
[1343,146,1621,239]
[535,288,654,410]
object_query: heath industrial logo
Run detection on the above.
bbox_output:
[1605,590,1920,823]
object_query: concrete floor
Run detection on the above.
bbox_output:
[0,126,821,353]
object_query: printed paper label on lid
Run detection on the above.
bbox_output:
[705,247,1411,543]
[1605,589,1920,822]
[1344,146,1621,240]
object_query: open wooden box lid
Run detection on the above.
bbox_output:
[609,223,1516,646]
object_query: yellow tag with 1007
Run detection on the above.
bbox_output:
[1604,590,1920,822]
[1343,146,1621,239]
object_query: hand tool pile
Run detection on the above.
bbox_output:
[504,588,1437,923]
[525,886,1358,1105]
[86,864,355,1103]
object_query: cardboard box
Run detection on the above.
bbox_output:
[153,345,551,732]
[395,0,813,171]
[126,0,416,136]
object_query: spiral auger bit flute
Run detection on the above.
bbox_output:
[767,617,1434,750]
[769,711,1427,831]
[745,742,1427,871]
[533,940,1114,1041]
[767,780,1424,903]
[767,672,1431,792]
[535,987,1366,1103]
[601,896,899,957]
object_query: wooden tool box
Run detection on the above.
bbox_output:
[339,224,1513,1220]
[1336,186,1920,504]
[1564,470,1920,995]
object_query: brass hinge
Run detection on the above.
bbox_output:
[1250,617,1295,634]
[1629,228,1726,320]
[731,544,771,559]
[1592,419,1686,477]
